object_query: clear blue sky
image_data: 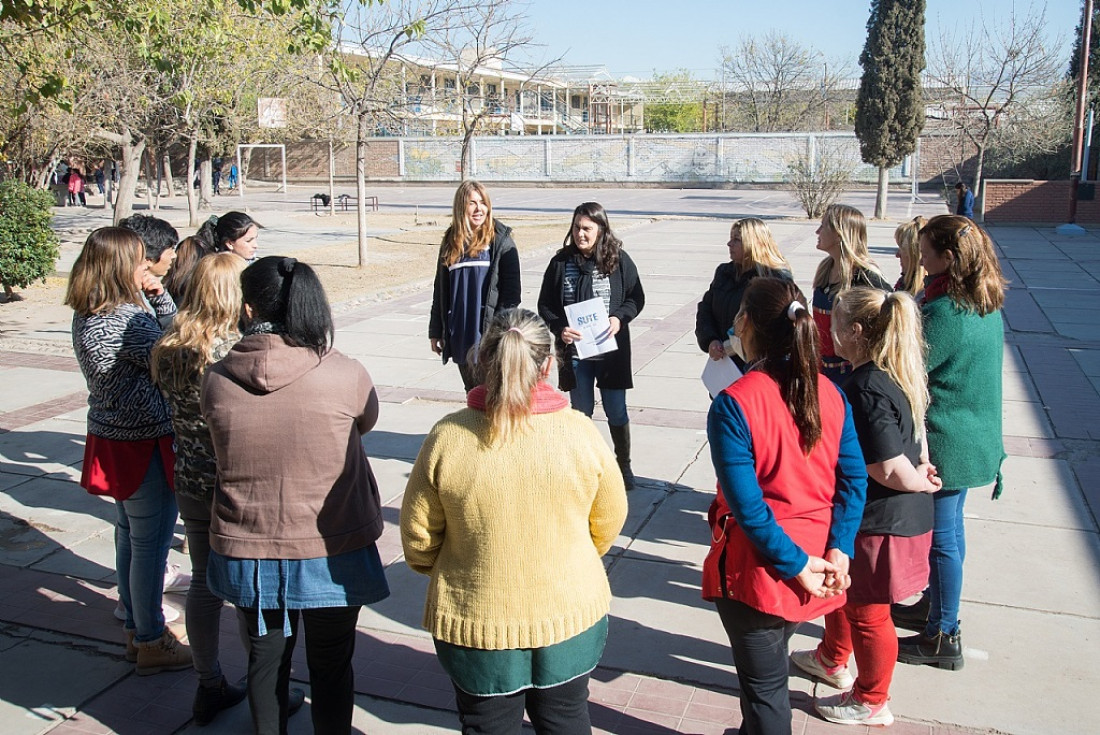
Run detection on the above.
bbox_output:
[522,0,1083,80]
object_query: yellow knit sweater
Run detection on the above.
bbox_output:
[400,405,628,650]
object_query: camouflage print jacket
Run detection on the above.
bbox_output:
[158,336,238,502]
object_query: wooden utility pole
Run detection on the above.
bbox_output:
[1070,0,1093,225]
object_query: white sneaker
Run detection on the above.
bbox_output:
[790,648,855,690]
[163,563,191,594]
[815,690,894,726]
[114,599,180,623]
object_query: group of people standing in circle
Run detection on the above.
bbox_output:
[697,204,1006,732]
[62,179,1005,735]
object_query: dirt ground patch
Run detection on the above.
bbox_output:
[1,214,657,325]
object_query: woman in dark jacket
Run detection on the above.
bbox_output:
[429,180,521,392]
[538,202,645,489]
[696,218,792,370]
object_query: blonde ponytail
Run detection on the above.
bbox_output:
[476,309,554,445]
[835,288,928,439]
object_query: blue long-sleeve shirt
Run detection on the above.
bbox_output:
[707,390,867,579]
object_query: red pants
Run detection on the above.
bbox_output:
[818,602,895,706]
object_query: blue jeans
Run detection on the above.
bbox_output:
[115,450,178,643]
[926,488,968,636]
[570,359,628,426]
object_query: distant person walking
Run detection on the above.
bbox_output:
[227,163,238,191]
[94,166,106,195]
[954,182,974,220]
[429,180,521,392]
[68,168,87,206]
[402,308,628,735]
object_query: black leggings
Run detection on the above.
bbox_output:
[236,605,361,735]
[453,674,592,735]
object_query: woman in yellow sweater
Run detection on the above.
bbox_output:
[401,308,628,734]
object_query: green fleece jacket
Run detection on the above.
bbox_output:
[923,295,1006,497]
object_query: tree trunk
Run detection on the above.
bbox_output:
[142,149,159,211]
[186,135,200,227]
[112,134,146,223]
[356,114,369,267]
[162,152,175,198]
[973,144,986,219]
[328,139,336,217]
[199,158,213,206]
[874,166,890,219]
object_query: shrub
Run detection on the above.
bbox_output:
[785,141,858,218]
[0,180,60,293]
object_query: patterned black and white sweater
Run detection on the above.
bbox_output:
[72,293,176,441]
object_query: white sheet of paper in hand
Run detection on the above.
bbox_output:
[565,297,619,360]
[702,355,742,398]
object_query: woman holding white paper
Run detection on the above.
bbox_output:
[538,202,645,489]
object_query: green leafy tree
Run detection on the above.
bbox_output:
[1067,0,1099,108]
[645,70,703,132]
[855,0,926,219]
[0,180,59,299]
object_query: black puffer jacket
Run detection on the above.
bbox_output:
[695,263,792,353]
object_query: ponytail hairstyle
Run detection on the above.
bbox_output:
[740,277,822,453]
[893,217,926,297]
[240,256,333,355]
[813,203,882,292]
[475,308,554,445]
[918,215,1006,315]
[562,201,623,276]
[213,211,261,253]
[441,180,494,267]
[833,287,929,439]
[733,217,789,275]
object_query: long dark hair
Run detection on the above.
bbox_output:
[241,256,333,355]
[742,277,822,453]
[209,211,260,252]
[562,202,622,276]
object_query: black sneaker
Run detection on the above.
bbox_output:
[890,594,930,630]
[897,629,964,671]
[193,676,247,726]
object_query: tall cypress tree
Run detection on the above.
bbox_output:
[855,0,926,219]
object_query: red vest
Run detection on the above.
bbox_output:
[702,371,848,622]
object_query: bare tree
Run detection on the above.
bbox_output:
[927,3,1062,196]
[720,31,848,132]
[425,0,557,177]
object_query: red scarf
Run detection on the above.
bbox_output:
[466,381,570,414]
[921,273,950,305]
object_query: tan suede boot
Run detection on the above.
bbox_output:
[135,628,193,676]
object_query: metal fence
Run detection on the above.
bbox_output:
[396,132,908,184]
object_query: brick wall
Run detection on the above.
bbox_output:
[983,179,1100,224]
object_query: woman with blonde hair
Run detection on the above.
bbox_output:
[429,180,522,391]
[893,215,1007,671]
[65,227,191,676]
[696,217,792,370]
[812,204,892,381]
[402,308,628,735]
[152,253,249,725]
[893,217,926,297]
[791,287,940,727]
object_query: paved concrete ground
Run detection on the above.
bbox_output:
[1,186,1097,734]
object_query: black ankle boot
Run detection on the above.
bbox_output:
[608,423,634,491]
[193,676,247,726]
[891,592,930,630]
[897,629,964,671]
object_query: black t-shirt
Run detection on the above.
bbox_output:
[842,363,934,537]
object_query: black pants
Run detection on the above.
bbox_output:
[453,674,591,735]
[457,361,480,393]
[715,598,799,735]
[237,605,361,735]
